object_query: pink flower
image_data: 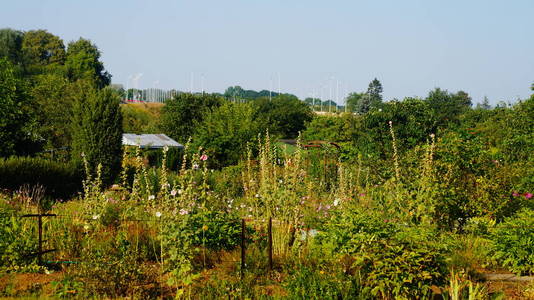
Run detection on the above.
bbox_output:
[512,192,520,197]
[358,193,366,197]
[200,154,208,161]
[525,193,533,199]
[179,209,189,215]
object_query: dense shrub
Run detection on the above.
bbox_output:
[71,87,123,185]
[0,201,38,271]
[74,231,157,297]
[252,95,314,139]
[160,92,224,144]
[0,156,82,199]
[0,58,32,157]
[489,209,534,275]
[192,102,262,168]
[186,209,243,251]
[301,114,354,142]
[121,103,161,134]
[352,98,437,158]
[317,208,448,298]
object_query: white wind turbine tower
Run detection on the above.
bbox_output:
[190,72,194,94]
[200,73,205,94]
[269,75,273,101]
[278,72,281,95]
[126,74,133,101]
[132,73,143,101]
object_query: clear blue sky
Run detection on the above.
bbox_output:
[2,0,533,105]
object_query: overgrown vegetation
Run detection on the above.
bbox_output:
[1,27,533,299]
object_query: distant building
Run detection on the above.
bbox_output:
[122,134,184,149]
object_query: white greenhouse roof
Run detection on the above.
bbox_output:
[122,134,184,149]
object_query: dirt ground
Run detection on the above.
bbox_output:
[0,270,532,298]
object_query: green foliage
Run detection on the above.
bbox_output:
[425,88,472,128]
[65,38,111,88]
[302,114,354,142]
[29,73,73,150]
[192,102,262,168]
[160,214,196,288]
[0,58,30,157]
[0,156,82,199]
[74,231,155,297]
[186,209,242,250]
[489,209,534,275]
[224,85,294,100]
[317,208,448,298]
[160,92,224,143]
[346,78,383,114]
[121,103,161,134]
[252,95,313,138]
[353,98,436,158]
[21,29,66,74]
[71,87,123,185]
[0,206,38,271]
[0,28,24,65]
[284,266,366,299]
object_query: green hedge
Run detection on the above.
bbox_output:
[0,157,83,200]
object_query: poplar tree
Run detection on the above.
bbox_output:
[71,87,123,185]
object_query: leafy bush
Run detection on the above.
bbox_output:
[73,230,157,298]
[0,205,38,271]
[160,92,224,144]
[0,156,82,199]
[191,102,262,168]
[317,208,448,298]
[187,209,242,251]
[489,209,534,275]
[252,94,314,139]
[0,58,32,157]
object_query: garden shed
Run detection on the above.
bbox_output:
[122,134,184,149]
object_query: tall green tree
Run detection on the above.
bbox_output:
[476,96,492,110]
[252,95,313,138]
[367,78,383,103]
[346,92,366,113]
[346,78,384,114]
[192,102,262,168]
[425,88,472,128]
[22,30,66,74]
[160,93,224,143]
[71,88,123,185]
[0,58,28,157]
[0,28,24,66]
[65,38,111,87]
[352,98,437,158]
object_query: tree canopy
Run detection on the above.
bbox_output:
[65,38,111,87]
[346,78,384,114]
[0,58,29,157]
[252,95,314,138]
[160,93,224,143]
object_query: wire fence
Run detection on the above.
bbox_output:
[6,210,533,275]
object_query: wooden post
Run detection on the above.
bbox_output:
[240,219,246,277]
[38,214,43,265]
[268,217,273,271]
